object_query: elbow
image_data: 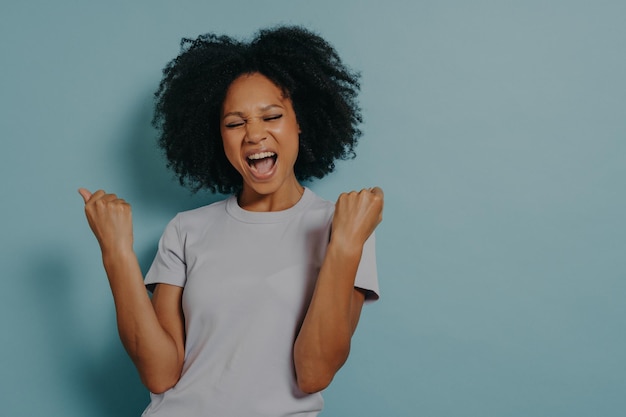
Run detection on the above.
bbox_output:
[139,370,181,395]
[143,377,177,395]
[294,340,351,394]
[129,351,184,394]
[297,372,334,394]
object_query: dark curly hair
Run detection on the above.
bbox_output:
[152,25,362,194]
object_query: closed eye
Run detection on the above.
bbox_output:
[224,120,245,128]
[264,114,283,122]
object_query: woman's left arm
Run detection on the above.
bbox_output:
[293,187,384,393]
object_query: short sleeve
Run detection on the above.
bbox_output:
[144,215,187,291]
[355,232,380,302]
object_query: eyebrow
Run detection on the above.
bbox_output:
[222,104,284,119]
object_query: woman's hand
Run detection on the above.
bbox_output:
[331,187,384,252]
[78,188,185,393]
[294,187,383,392]
[78,188,134,255]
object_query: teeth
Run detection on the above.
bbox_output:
[248,151,276,160]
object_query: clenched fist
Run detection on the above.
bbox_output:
[331,187,384,252]
[78,188,134,254]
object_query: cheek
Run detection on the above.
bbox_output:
[272,122,300,151]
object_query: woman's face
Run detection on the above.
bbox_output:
[221,73,301,205]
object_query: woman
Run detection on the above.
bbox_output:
[79,26,383,416]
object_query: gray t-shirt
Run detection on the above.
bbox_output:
[142,188,379,417]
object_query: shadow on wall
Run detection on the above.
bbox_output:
[29,248,148,417]
[120,91,225,218]
[31,95,228,416]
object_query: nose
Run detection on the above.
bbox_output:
[245,119,266,144]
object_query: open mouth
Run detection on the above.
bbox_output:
[247,151,277,175]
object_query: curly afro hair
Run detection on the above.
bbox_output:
[152,25,362,194]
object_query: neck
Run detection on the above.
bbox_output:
[238,180,305,212]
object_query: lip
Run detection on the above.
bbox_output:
[244,148,278,181]
[244,147,276,159]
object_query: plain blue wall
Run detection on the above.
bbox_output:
[1,1,625,416]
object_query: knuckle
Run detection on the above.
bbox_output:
[338,192,351,201]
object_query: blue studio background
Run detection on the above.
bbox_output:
[1,1,625,416]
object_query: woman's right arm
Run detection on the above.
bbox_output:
[79,188,185,394]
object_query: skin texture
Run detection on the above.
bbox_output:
[153,26,363,194]
[79,72,383,395]
[78,188,185,394]
[294,187,383,392]
[220,73,303,211]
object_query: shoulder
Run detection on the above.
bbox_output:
[294,189,336,234]
[303,188,334,212]
[168,196,232,231]
[300,188,335,222]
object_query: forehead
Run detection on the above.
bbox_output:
[222,73,288,111]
